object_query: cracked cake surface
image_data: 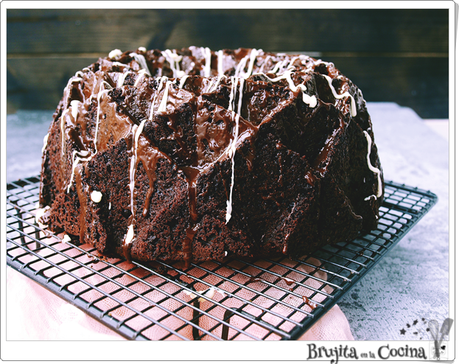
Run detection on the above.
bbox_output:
[38,46,384,267]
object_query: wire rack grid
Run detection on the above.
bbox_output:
[6,175,437,340]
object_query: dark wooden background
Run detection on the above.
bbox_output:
[7,8,449,119]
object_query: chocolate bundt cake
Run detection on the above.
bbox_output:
[38,46,384,267]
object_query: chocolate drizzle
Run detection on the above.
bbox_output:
[137,140,164,218]
[74,163,88,244]
[181,166,200,223]
[247,276,264,284]
[180,166,201,268]
[282,242,288,255]
[183,224,199,269]
[302,296,317,310]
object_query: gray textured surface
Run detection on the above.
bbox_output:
[6,110,52,182]
[6,102,450,340]
[339,103,449,340]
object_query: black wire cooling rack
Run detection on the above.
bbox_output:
[6,175,437,340]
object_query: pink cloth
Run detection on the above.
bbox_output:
[7,233,353,340]
[7,264,353,340]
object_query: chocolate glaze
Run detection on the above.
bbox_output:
[74,163,88,244]
[40,46,384,266]
[274,276,296,291]
[183,223,199,269]
[302,296,317,309]
[137,138,165,217]
[247,276,264,284]
[181,166,200,223]
[282,242,289,255]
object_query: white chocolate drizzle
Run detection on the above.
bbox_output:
[60,109,70,157]
[259,54,273,73]
[158,80,175,114]
[364,194,377,201]
[161,49,184,78]
[199,287,215,303]
[184,287,216,302]
[124,224,135,246]
[205,71,227,94]
[202,47,212,77]
[234,49,261,78]
[322,74,357,117]
[129,52,151,76]
[126,75,167,246]
[254,66,317,108]
[66,150,92,193]
[109,49,123,59]
[129,124,142,218]
[243,48,260,78]
[134,70,147,87]
[41,133,49,155]
[225,76,245,223]
[94,81,112,154]
[204,77,216,93]
[270,61,283,74]
[117,71,132,87]
[286,56,300,69]
[363,130,382,198]
[217,50,224,78]
[90,190,103,203]
[35,205,50,229]
[178,74,189,89]
[234,55,248,78]
[59,76,84,157]
[270,57,291,74]
[70,100,80,120]
[125,125,140,250]
[112,61,129,68]
[149,76,168,121]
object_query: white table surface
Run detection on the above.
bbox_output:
[5,102,451,341]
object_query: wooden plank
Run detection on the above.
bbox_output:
[324,56,448,119]
[6,9,167,55]
[7,57,98,113]
[6,8,449,117]
[7,9,448,55]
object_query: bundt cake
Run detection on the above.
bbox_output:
[37,46,384,267]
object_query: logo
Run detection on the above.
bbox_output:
[306,343,427,363]
[428,318,453,360]
[305,317,453,363]
[398,316,453,360]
